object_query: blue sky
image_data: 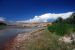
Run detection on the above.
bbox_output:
[0,0,75,21]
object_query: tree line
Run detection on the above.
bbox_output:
[53,13,75,24]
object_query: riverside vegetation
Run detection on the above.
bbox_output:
[11,27,75,50]
[20,13,75,50]
[5,13,75,50]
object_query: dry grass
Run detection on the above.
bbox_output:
[16,28,75,50]
[4,28,75,50]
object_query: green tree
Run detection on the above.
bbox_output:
[53,17,64,23]
[66,13,75,24]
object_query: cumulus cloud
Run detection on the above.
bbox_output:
[16,12,73,23]
[0,17,5,21]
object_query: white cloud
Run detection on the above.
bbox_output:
[16,12,73,23]
[0,17,5,21]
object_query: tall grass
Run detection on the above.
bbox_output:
[17,28,74,50]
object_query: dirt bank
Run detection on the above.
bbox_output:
[4,28,45,50]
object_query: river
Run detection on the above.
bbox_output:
[0,27,40,49]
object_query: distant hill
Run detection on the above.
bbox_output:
[0,22,7,29]
[0,22,7,26]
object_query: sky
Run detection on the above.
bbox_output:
[0,0,75,22]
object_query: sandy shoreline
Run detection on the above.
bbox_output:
[3,28,44,50]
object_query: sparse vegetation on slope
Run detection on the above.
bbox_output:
[11,28,75,50]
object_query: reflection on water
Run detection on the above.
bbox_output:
[0,27,39,46]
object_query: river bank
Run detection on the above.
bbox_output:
[0,27,43,50]
[2,27,75,50]
[3,28,45,50]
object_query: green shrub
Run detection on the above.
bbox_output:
[47,22,74,36]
